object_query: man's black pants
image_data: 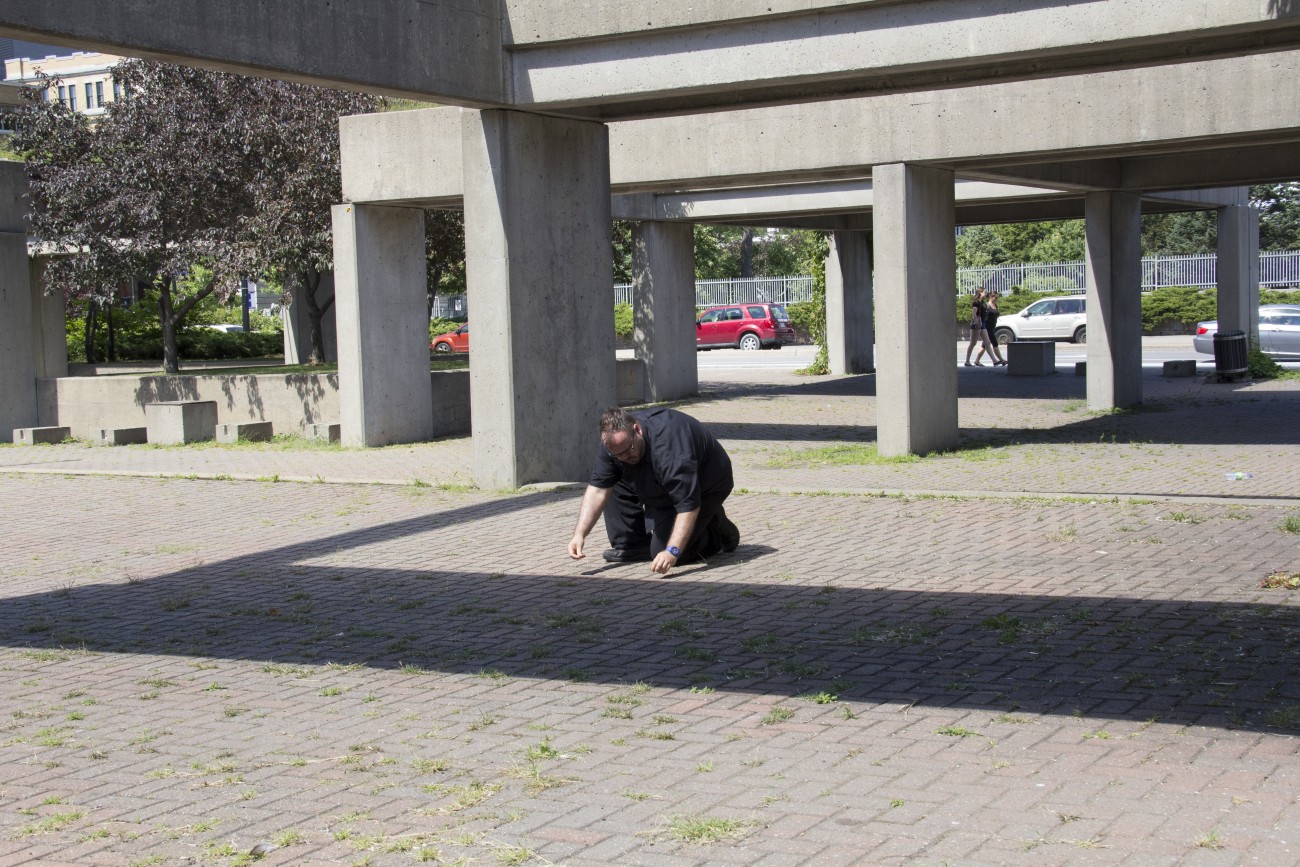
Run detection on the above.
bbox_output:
[602,479,733,559]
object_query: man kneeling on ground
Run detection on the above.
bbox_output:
[567,407,740,576]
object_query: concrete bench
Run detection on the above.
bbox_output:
[145,400,218,445]
[217,422,274,443]
[93,427,148,446]
[1007,341,1056,376]
[13,426,70,445]
[306,422,341,443]
[1162,359,1198,378]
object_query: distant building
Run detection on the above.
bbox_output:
[3,51,125,118]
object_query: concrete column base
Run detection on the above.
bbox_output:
[94,427,148,446]
[218,422,274,443]
[15,426,70,445]
[146,401,218,445]
[1007,341,1056,375]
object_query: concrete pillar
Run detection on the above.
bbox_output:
[331,203,432,447]
[282,270,338,364]
[1084,191,1143,410]
[826,230,875,375]
[1216,204,1261,344]
[872,163,957,456]
[29,257,67,379]
[462,109,615,488]
[632,221,697,402]
[0,162,37,443]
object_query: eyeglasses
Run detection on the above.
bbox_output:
[605,431,639,461]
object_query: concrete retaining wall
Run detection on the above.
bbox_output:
[35,358,645,442]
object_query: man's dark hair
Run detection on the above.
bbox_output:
[599,407,636,438]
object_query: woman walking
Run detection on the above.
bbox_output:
[975,290,1007,366]
[964,290,997,366]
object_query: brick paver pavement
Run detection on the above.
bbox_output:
[0,364,1297,865]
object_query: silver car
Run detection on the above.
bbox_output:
[992,295,1087,345]
[1193,305,1300,358]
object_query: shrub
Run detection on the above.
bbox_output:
[785,301,818,343]
[613,303,634,338]
[429,317,464,340]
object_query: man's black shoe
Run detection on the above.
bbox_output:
[717,515,741,553]
[602,547,652,563]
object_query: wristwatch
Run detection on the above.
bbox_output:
[666,545,681,558]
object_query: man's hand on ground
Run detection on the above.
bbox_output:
[567,535,586,560]
[650,551,678,575]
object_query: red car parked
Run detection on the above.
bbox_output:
[431,322,469,353]
[696,303,796,350]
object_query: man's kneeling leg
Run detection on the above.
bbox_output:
[601,480,652,562]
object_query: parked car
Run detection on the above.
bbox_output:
[206,323,245,333]
[1192,305,1300,358]
[696,302,796,350]
[992,295,1087,345]
[431,322,469,353]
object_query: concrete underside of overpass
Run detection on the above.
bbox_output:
[1,2,1296,484]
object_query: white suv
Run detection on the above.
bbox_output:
[993,295,1087,345]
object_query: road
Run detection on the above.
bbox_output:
[679,337,1300,372]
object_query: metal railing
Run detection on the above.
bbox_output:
[431,251,1300,318]
[958,249,1300,295]
[613,275,814,307]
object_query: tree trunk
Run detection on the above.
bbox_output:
[241,282,251,332]
[302,267,332,365]
[84,302,98,364]
[740,228,754,279]
[106,296,117,362]
[159,280,179,374]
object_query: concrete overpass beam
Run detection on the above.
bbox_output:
[331,203,433,447]
[632,221,697,402]
[1085,192,1143,410]
[1216,205,1261,343]
[873,164,957,457]
[826,231,874,375]
[462,110,615,489]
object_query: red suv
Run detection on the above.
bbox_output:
[696,303,796,350]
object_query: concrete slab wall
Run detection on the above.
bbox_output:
[507,1,1298,113]
[0,161,36,443]
[37,360,645,444]
[609,50,1300,191]
[461,110,614,488]
[0,0,506,105]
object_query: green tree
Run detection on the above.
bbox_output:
[16,63,256,373]
[1254,182,1300,251]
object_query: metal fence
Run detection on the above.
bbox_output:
[435,251,1300,318]
[957,249,1300,296]
[613,275,815,307]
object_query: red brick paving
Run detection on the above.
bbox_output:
[0,367,1297,864]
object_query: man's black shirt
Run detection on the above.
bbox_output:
[589,408,732,513]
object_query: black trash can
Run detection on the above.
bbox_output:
[1212,330,1248,375]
